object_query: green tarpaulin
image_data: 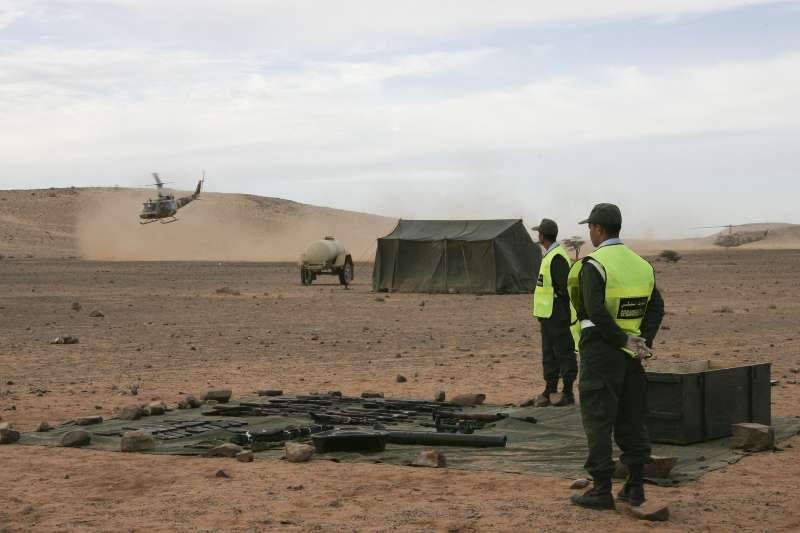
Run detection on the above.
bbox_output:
[18,398,800,485]
[372,219,541,294]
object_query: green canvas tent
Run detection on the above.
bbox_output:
[372,219,541,294]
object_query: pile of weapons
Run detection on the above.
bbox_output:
[204,394,509,448]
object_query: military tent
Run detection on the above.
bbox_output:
[372,219,541,294]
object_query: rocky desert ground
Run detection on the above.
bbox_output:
[2,188,800,532]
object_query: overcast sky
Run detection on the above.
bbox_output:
[1,0,798,238]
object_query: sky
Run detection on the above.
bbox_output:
[1,0,799,238]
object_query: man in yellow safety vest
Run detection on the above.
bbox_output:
[567,203,664,510]
[531,218,577,407]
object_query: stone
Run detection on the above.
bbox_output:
[118,405,146,420]
[361,391,384,399]
[236,450,254,463]
[450,393,486,406]
[396,374,407,383]
[285,442,314,463]
[627,501,670,522]
[0,428,20,444]
[76,415,103,426]
[51,335,79,345]
[614,456,678,479]
[121,431,156,452]
[215,469,230,478]
[731,423,775,451]
[570,478,590,490]
[203,389,232,403]
[61,430,91,447]
[36,421,51,432]
[89,309,104,318]
[71,302,82,311]
[205,443,243,458]
[146,401,166,416]
[434,391,446,402]
[412,449,446,468]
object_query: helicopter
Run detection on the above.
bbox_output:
[139,172,204,224]
[689,224,769,248]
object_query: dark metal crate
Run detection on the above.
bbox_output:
[646,360,771,445]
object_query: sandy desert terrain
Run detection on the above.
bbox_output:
[2,189,800,532]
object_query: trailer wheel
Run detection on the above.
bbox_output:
[301,267,314,285]
[339,258,354,286]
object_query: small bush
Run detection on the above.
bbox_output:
[713,306,734,313]
[659,250,682,263]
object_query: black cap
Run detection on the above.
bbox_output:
[578,203,622,226]
[531,218,558,236]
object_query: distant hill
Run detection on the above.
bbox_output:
[0,187,397,261]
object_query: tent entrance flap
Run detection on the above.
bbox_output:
[372,219,540,294]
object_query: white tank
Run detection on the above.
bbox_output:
[303,237,346,265]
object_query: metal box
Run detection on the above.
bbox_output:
[645,360,771,445]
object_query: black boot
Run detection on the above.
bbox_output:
[553,382,575,406]
[617,464,646,506]
[571,476,615,510]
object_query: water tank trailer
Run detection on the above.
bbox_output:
[299,237,354,286]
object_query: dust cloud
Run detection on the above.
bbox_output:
[76,189,396,261]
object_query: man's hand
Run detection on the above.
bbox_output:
[625,335,653,360]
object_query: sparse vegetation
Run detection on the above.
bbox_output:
[659,250,682,263]
[562,236,586,260]
[713,306,734,314]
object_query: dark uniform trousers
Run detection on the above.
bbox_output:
[538,299,577,391]
[578,328,651,478]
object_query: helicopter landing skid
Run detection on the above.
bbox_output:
[139,219,159,225]
[159,217,179,224]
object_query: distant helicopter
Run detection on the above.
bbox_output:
[139,172,204,224]
[689,224,769,248]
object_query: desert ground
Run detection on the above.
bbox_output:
[2,188,800,532]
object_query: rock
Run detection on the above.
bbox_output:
[396,374,407,383]
[118,405,146,420]
[627,501,670,522]
[731,422,775,451]
[120,431,156,452]
[71,302,82,311]
[36,421,51,432]
[215,287,241,296]
[434,391,446,402]
[450,393,486,406]
[130,384,140,396]
[0,422,10,429]
[285,442,314,463]
[89,309,104,318]
[146,401,166,416]
[614,456,678,479]
[215,469,230,478]
[51,335,79,345]
[570,478,590,490]
[177,395,202,409]
[0,428,20,444]
[61,430,91,447]
[236,450,254,463]
[76,415,103,426]
[412,449,447,468]
[361,391,384,399]
[203,389,232,403]
[205,443,243,458]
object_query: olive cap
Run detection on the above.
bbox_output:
[578,203,622,226]
[531,218,558,236]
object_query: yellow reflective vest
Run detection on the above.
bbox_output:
[567,243,655,356]
[532,244,572,318]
